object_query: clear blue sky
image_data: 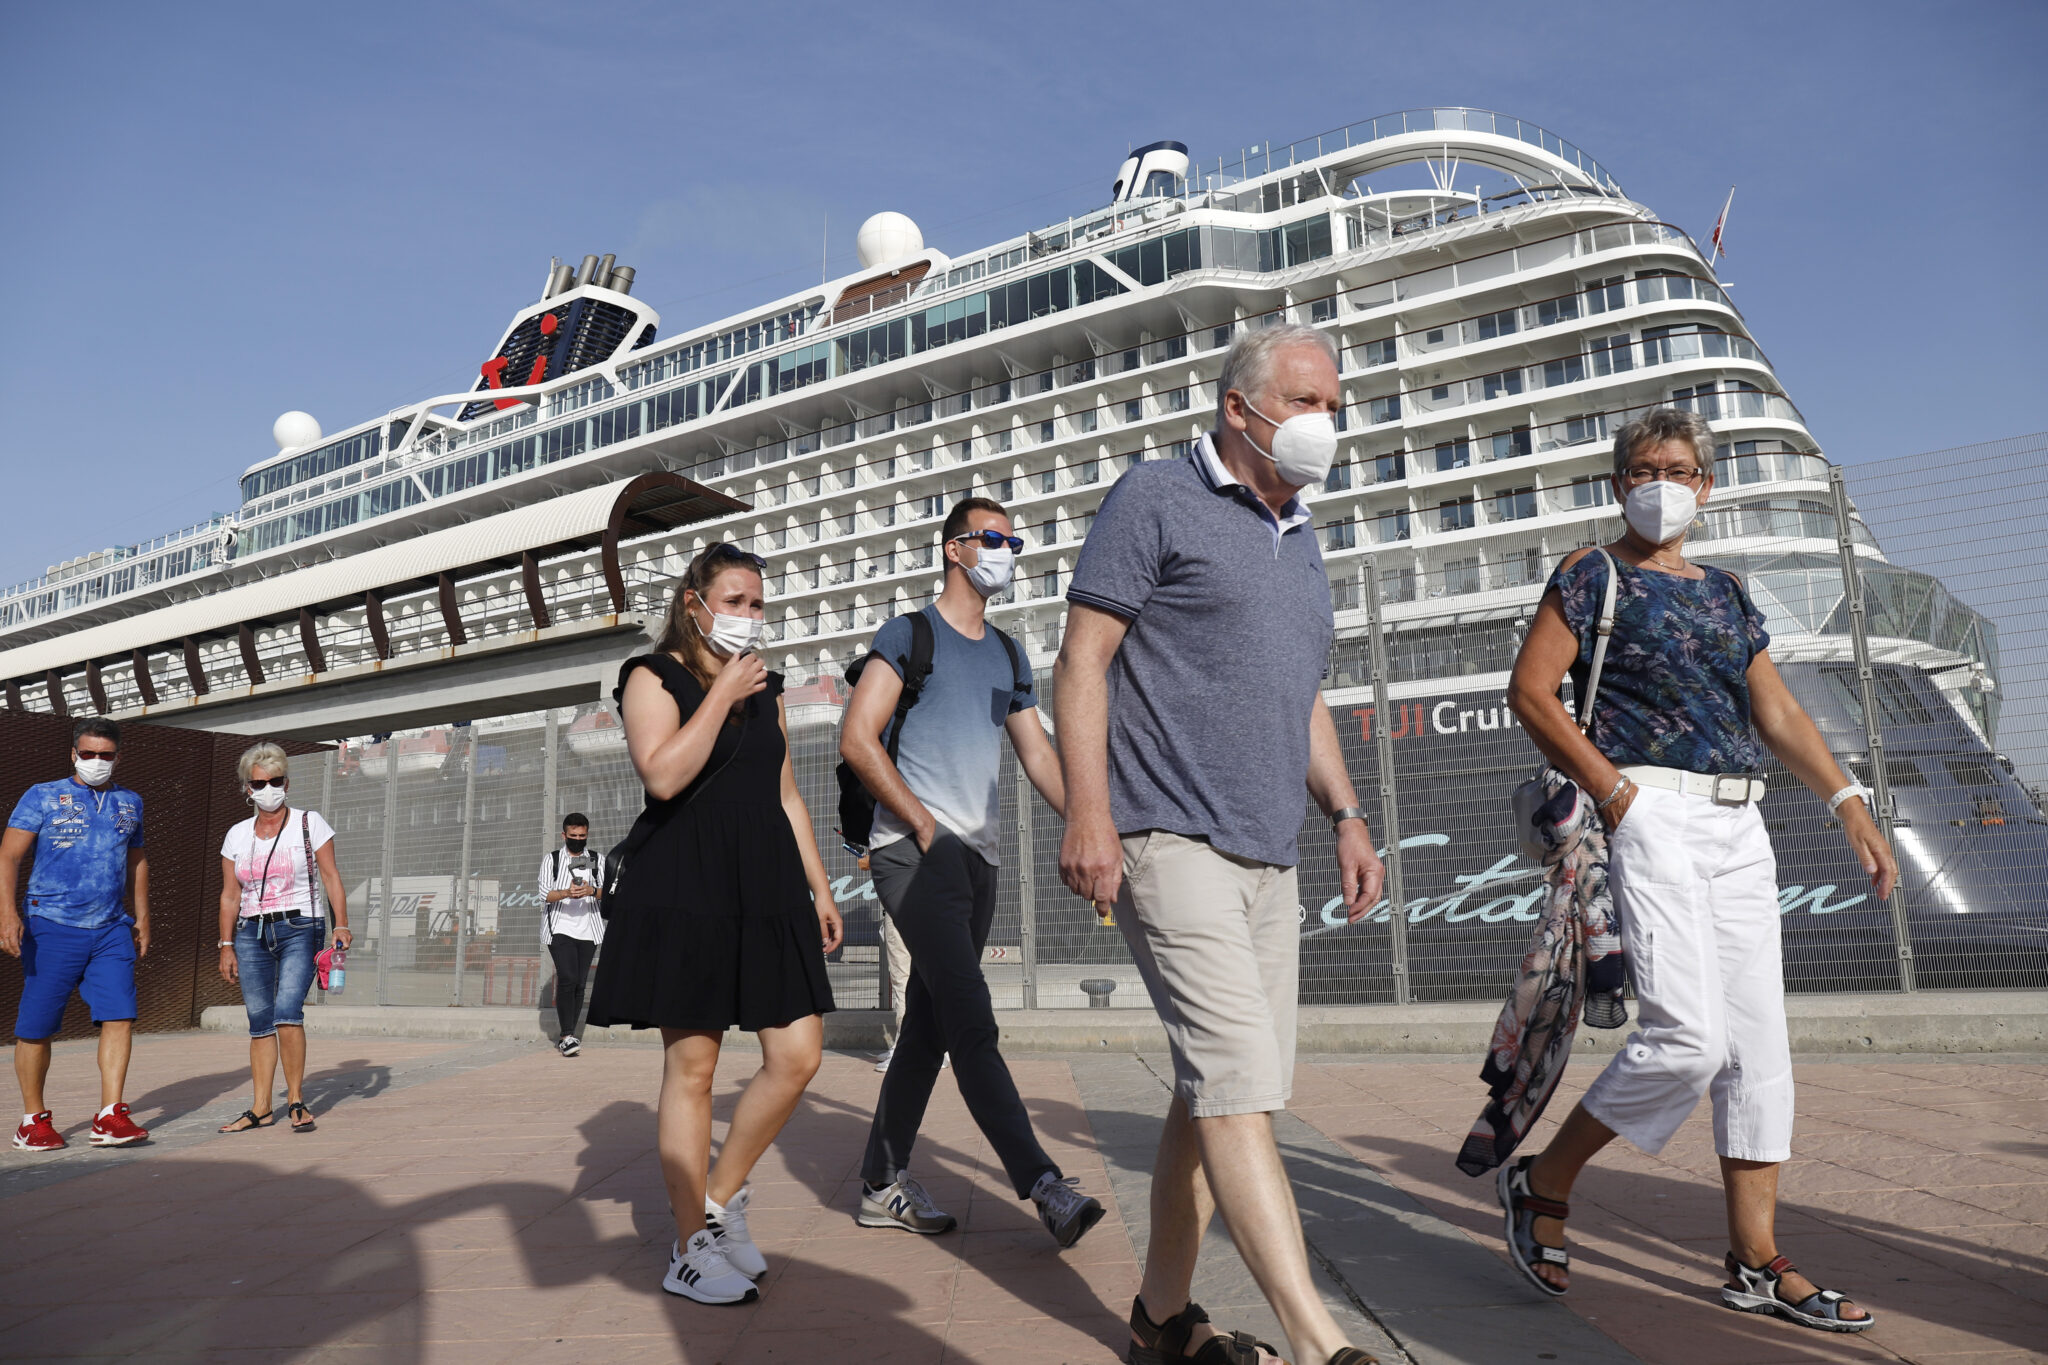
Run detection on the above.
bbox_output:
[3,0,2041,584]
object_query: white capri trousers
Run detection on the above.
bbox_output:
[1580,782,1795,1163]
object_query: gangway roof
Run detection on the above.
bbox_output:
[0,473,743,697]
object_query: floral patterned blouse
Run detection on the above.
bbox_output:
[1547,551,1772,774]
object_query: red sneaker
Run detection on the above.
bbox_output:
[89,1104,148,1147]
[12,1111,64,1151]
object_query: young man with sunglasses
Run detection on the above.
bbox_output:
[841,498,1105,1248]
[2,719,152,1150]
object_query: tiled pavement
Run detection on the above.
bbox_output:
[2,1031,2044,1363]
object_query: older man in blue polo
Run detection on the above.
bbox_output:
[1058,323,1386,1365]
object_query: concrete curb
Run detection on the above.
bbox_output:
[200,990,2048,1054]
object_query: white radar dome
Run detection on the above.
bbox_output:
[856,212,924,269]
[272,411,322,451]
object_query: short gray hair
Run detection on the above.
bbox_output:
[1612,406,1716,480]
[1216,322,1339,424]
[237,741,290,786]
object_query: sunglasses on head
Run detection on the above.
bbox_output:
[952,530,1024,552]
[705,543,768,571]
[248,777,288,790]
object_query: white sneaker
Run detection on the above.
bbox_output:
[705,1185,767,1278]
[874,1046,895,1073]
[558,1036,580,1057]
[856,1174,958,1234]
[663,1230,758,1304]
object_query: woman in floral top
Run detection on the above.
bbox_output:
[1496,407,1895,1334]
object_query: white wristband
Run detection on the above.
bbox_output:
[1826,783,1871,816]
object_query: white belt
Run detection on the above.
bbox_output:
[1619,765,1767,805]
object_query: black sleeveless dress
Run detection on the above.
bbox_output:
[585,654,835,1032]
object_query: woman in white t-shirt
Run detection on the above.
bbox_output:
[215,743,351,1133]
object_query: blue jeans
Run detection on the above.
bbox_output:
[235,915,323,1038]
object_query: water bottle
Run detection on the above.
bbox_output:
[329,946,347,994]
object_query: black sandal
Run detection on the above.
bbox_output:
[1497,1155,1571,1297]
[1128,1296,1285,1364]
[286,1101,316,1132]
[1326,1352,1381,1365]
[219,1109,275,1133]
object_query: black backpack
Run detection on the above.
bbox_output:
[834,611,1022,857]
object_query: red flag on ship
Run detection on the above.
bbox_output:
[1710,186,1735,262]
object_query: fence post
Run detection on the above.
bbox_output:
[542,709,560,848]
[1362,562,1412,1004]
[452,725,478,1007]
[1017,760,1039,1010]
[1829,468,1915,992]
[378,740,396,1005]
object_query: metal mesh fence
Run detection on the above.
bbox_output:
[310,440,2048,1013]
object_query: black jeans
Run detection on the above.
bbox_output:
[861,833,1058,1199]
[548,935,598,1038]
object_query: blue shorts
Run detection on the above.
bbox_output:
[15,918,137,1040]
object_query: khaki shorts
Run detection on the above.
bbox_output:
[1115,830,1299,1118]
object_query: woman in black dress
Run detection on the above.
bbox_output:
[586,542,841,1304]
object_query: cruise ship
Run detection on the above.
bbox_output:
[4,107,2041,998]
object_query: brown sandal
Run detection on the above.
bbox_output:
[1128,1297,1285,1365]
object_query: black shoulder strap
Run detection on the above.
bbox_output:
[993,626,1026,696]
[550,849,560,880]
[885,611,937,764]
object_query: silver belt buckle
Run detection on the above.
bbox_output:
[1712,775,1751,805]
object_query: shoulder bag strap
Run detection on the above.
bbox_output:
[886,611,937,766]
[994,626,1026,697]
[300,811,327,928]
[1577,549,1620,734]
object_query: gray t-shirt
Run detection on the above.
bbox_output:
[869,605,1035,865]
[1067,440,1333,867]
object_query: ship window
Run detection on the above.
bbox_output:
[1362,338,1397,367]
[1477,309,1517,340]
[1310,297,1336,323]
[1373,452,1406,483]
[1494,487,1537,521]
[1324,518,1357,550]
[1323,462,1354,492]
[1444,556,1483,594]
[1570,476,1615,508]
[1945,758,1997,787]
[1537,294,1581,327]
[1434,440,1470,472]
[1438,498,1475,532]
[1425,328,1445,344]
[1492,427,1532,460]
[1584,277,1624,313]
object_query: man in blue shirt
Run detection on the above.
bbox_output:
[1059,325,1386,1365]
[841,497,1105,1250]
[2,718,152,1150]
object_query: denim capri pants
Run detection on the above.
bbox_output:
[235,914,324,1038]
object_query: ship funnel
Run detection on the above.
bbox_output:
[574,254,599,287]
[548,263,575,298]
[596,254,616,287]
[1111,140,1190,204]
[607,265,635,295]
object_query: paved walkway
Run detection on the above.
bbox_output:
[2,1032,2044,1363]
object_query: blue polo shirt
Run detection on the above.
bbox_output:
[7,779,146,929]
[1067,435,1333,867]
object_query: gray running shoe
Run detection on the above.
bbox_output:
[857,1175,957,1234]
[1031,1171,1105,1249]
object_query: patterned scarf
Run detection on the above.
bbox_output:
[1455,768,1621,1177]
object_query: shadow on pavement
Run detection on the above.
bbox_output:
[1333,1130,2048,1357]
[568,1074,1129,1358]
[4,1153,962,1362]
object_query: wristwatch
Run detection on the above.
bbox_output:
[1328,805,1369,831]
[216,939,234,948]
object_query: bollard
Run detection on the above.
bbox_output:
[1080,978,1117,1009]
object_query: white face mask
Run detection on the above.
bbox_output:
[1623,479,1703,544]
[73,756,114,787]
[1241,401,1339,487]
[964,545,1014,597]
[250,785,289,812]
[698,606,763,657]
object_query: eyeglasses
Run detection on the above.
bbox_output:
[705,544,768,570]
[76,748,116,760]
[952,530,1024,552]
[1621,466,1707,487]
[248,777,288,790]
